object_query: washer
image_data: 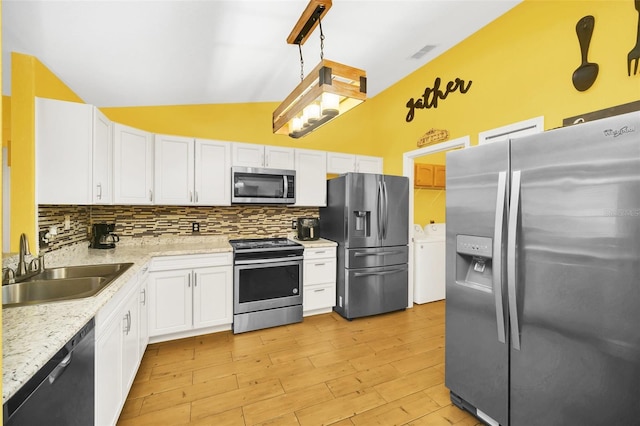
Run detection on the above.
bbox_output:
[413,223,446,304]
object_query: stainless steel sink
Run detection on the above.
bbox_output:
[2,262,133,307]
[22,263,133,282]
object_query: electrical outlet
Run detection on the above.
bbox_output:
[192,222,200,233]
[291,220,297,229]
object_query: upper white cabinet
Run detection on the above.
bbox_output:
[326,152,383,174]
[155,135,231,205]
[232,143,294,169]
[113,123,154,204]
[194,139,231,205]
[154,134,194,205]
[36,97,94,204]
[294,149,327,207]
[92,108,113,204]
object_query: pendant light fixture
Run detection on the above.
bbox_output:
[273,0,367,138]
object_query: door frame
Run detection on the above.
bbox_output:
[402,136,471,308]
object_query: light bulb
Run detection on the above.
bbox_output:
[305,104,320,123]
[291,117,303,132]
[321,93,340,116]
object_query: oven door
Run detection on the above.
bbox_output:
[234,258,302,314]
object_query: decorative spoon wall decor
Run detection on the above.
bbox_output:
[628,0,640,76]
[572,15,599,91]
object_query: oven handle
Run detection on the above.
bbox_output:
[235,256,303,265]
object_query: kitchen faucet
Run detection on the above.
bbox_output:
[16,233,31,276]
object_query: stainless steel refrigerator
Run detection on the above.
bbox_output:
[320,173,409,320]
[445,111,640,425]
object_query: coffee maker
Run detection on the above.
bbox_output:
[90,223,120,249]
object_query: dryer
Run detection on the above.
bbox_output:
[413,223,446,304]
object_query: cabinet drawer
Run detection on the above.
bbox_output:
[303,246,336,260]
[150,253,232,271]
[304,283,336,312]
[304,258,336,286]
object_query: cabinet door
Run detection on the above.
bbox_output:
[148,270,192,336]
[121,289,140,396]
[232,142,264,167]
[193,266,233,328]
[265,146,295,169]
[139,273,149,355]
[154,134,194,205]
[36,97,93,204]
[414,163,435,187]
[114,124,154,204]
[93,107,113,204]
[294,149,327,207]
[326,152,356,174]
[195,139,231,205]
[95,315,123,426]
[356,155,383,174]
[433,165,446,188]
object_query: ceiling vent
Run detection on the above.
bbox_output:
[410,44,437,60]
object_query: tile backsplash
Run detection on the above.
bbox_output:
[38,205,319,252]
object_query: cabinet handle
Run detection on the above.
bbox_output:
[96,183,102,200]
[123,311,131,334]
[187,274,191,288]
[128,311,132,334]
[314,263,326,266]
[195,191,199,203]
[314,288,326,293]
[149,190,153,202]
[315,251,326,254]
[190,191,193,202]
[194,273,198,287]
[141,288,146,305]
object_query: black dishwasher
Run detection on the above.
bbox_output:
[3,318,95,425]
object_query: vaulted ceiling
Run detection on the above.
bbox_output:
[2,0,521,107]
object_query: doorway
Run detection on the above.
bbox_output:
[402,136,471,307]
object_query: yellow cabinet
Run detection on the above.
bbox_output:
[414,163,445,189]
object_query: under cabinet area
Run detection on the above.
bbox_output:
[303,246,337,316]
[148,253,233,342]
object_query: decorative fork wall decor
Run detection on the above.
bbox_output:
[628,0,640,76]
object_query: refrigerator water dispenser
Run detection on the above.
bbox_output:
[455,235,493,292]
[353,211,371,236]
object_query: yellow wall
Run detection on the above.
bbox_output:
[367,0,640,223]
[8,53,84,252]
[1,0,4,410]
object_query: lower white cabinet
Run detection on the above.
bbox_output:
[138,265,150,357]
[95,273,143,426]
[303,246,337,316]
[148,253,233,341]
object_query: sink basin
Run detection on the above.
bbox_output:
[22,262,133,282]
[2,262,133,307]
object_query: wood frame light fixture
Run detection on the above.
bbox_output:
[273,0,367,138]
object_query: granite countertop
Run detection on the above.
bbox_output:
[2,235,337,403]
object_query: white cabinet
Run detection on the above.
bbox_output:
[326,152,383,174]
[35,97,96,204]
[294,149,327,207]
[113,123,154,204]
[155,135,231,205]
[95,274,143,426]
[92,108,113,204]
[232,142,294,169]
[138,264,150,355]
[195,139,231,205]
[148,253,233,341]
[303,246,337,316]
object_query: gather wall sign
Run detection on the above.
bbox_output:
[405,76,473,122]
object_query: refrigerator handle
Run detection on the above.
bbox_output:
[382,180,389,239]
[493,171,507,344]
[377,181,383,240]
[507,170,522,350]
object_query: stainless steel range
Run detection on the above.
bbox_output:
[229,238,304,334]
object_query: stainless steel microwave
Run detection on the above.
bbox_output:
[231,166,296,204]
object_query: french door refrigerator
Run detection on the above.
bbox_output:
[445,111,640,426]
[320,173,409,320]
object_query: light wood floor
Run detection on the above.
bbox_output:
[117,301,481,426]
